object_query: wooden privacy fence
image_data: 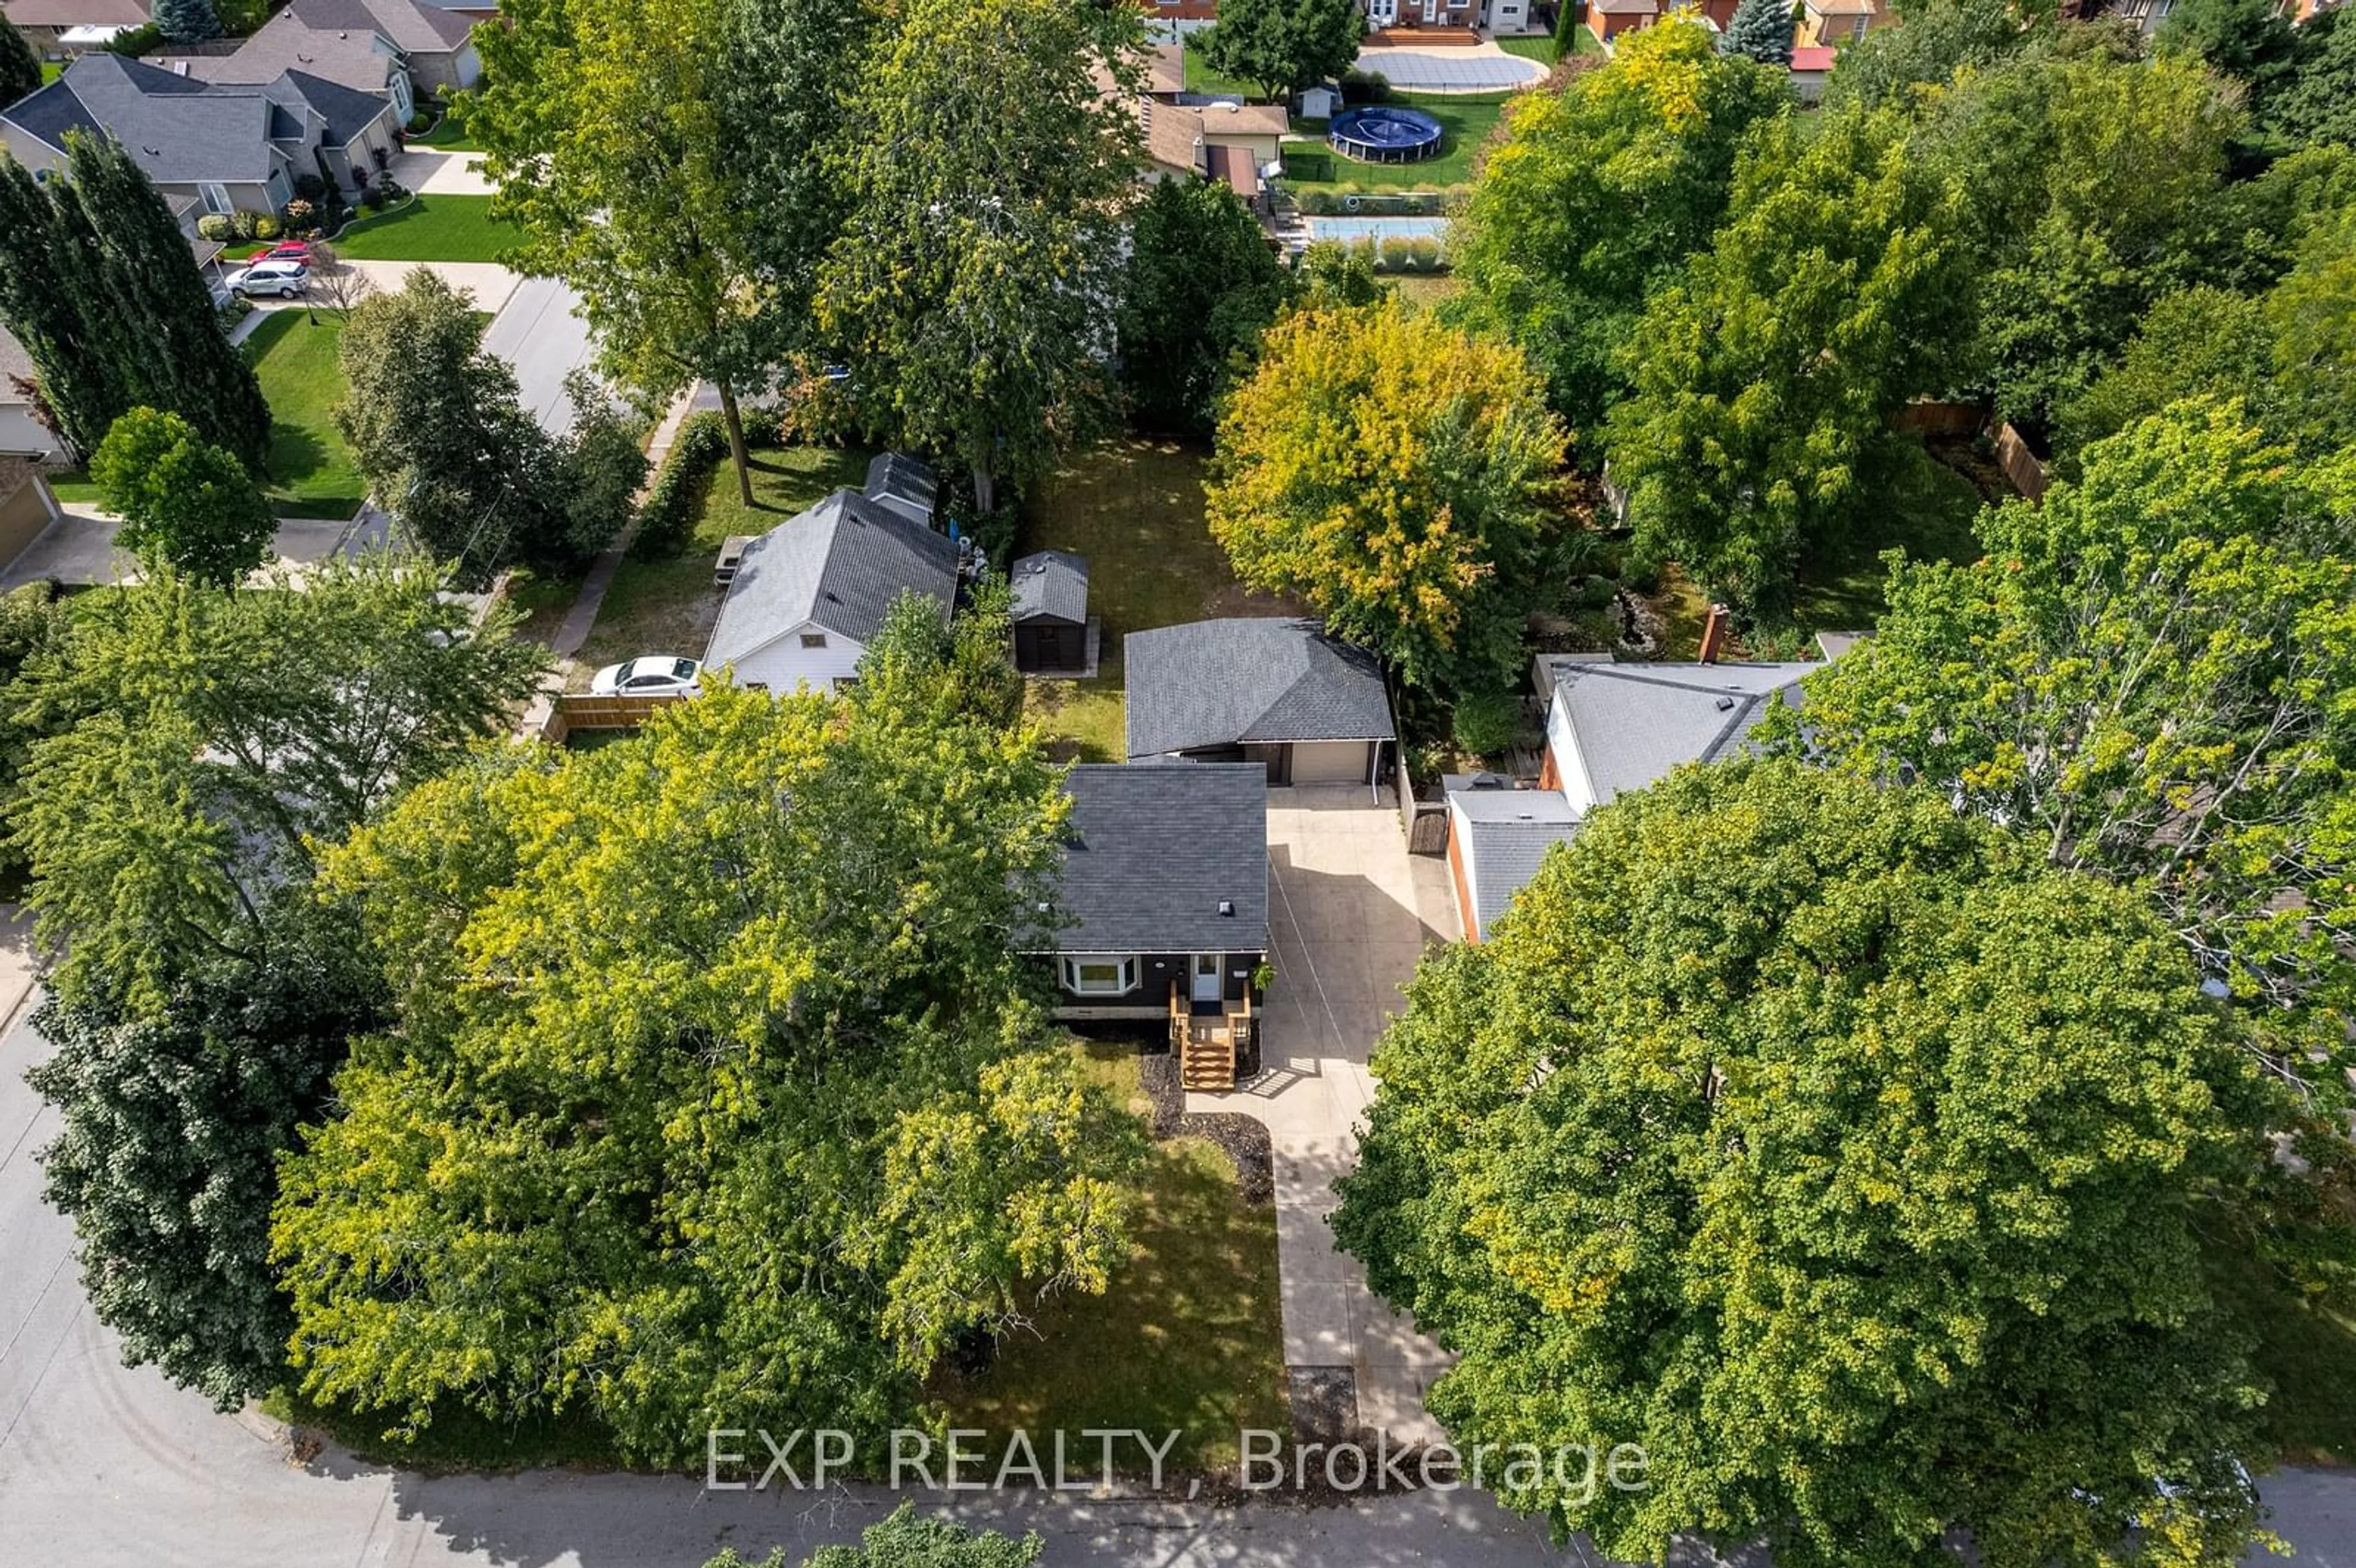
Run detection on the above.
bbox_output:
[1992,422,2050,502]
[526,691,683,744]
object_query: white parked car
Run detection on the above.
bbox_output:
[227,260,309,299]
[590,654,702,697]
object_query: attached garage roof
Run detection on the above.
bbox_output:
[1053,764,1269,956]
[1125,617,1395,759]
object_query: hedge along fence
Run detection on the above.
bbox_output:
[1289,185,1455,216]
[1339,233,1449,274]
[629,405,791,561]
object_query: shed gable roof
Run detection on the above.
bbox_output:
[1010,549,1088,626]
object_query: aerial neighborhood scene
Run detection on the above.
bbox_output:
[2,0,2356,1558]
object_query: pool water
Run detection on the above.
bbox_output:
[1307,216,1451,243]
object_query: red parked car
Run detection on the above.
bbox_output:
[256,240,311,264]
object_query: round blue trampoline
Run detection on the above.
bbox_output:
[1329,105,1444,164]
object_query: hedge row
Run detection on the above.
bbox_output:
[628,405,791,561]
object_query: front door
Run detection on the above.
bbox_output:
[1192,953,1223,1005]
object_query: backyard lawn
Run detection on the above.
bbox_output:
[1179,44,1261,99]
[569,442,872,686]
[935,1042,1288,1474]
[1280,91,1511,192]
[1788,442,1990,634]
[1015,439,1295,763]
[243,310,366,520]
[333,194,511,263]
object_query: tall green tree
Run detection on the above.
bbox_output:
[0,13,40,107]
[2265,6,2356,151]
[2055,286,2270,460]
[1763,398,2356,1100]
[17,558,543,1405]
[1333,758,2273,1567]
[1820,0,2038,112]
[1924,50,2239,431]
[817,0,1144,512]
[273,681,1146,1464]
[0,134,272,466]
[1206,301,1568,694]
[1198,0,1363,104]
[90,406,275,586]
[150,0,221,42]
[1115,177,1296,435]
[1602,106,1974,618]
[1721,0,1793,67]
[1447,19,1790,436]
[2157,0,2296,113]
[472,0,769,500]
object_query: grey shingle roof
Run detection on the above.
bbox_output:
[1,0,147,28]
[1053,764,1269,955]
[287,0,474,52]
[863,451,936,528]
[0,328,33,390]
[704,489,958,666]
[1125,618,1395,759]
[1443,775,1579,940]
[185,12,399,97]
[271,70,391,148]
[1010,550,1088,625]
[6,54,283,184]
[1543,659,1816,807]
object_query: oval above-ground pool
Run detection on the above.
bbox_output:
[1329,105,1446,164]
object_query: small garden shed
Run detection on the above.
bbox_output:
[1011,548,1091,674]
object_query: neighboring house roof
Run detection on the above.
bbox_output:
[1790,44,1838,70]
[0,328,36,399]
[1142,42,1185,97]
[181,12,401,97]
[1204,142,1258,201]
[286,0,472,53]
[1807,0,1876,12]
[269,69,393,148]
[1141,99,1288,177]
[1444,774,1580,940]
[1,0,147,28]
[1011,550,1088,626]
[1125,618,1396,758]
[863,450,936,528]
[1540,658,1817,809]
[1055,763,1269,956]
[704,489,958,667]
[5,53,288,185]
[1590,0,1659,12]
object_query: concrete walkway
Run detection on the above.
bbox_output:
[1187,788,1463,1445]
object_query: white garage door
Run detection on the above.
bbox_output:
[1289,740,1370,785]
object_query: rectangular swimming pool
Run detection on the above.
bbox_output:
[1307,216,1451,244]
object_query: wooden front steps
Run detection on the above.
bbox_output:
[1170,982,1251,1091]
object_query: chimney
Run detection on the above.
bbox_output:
[1698,603,1730,665]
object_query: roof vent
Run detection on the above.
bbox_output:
[1714,696,1736,711]
[1469,772,1506,790]
[1218,899,1234,917]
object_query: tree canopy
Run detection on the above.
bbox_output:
[1333,757,2273,1567]
[1206,300,1569,694]
[0,133,272,466]
[272,677,1145,1464]
[1115,177,1297,436]
[0,12,40,107]
[1721,0,1794,68]
[817,0,1144,513]
[1447,19,1790,436]
[1197,0,1363,104]
[1603,105,1974,617]
[2264,5,2356,152]
[18,558,542,1405]
[706,1505,1042,1568]
[90,407,275,586]
[1765,398,2356,1101]
[1820,0,2038,112]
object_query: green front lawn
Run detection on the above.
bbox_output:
[1788,442,1988,634]
[333,194,511,263]
[243,310,365,520]
[43,469,104,505]
[571,441,873,685]
[936,1042,1287,1474]
[1014,439,1295,762]
[414,114,479,152]
[1496,33,1558,63]
[1280,91,1511,192]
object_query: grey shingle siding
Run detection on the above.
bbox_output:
[1125,617,1395,759]
[704,489,958,667]
[1052,764,1269,956]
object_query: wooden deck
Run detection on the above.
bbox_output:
[1170,982,1252,1091]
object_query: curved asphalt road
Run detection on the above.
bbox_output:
[2,1002,2351,1566]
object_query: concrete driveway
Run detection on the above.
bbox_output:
[390,147,496,197]
[1188,786,1461,1445]
[481,275,601,439]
